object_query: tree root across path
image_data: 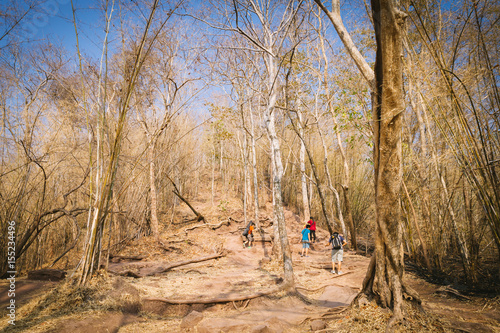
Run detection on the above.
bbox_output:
[143,287,283,304]
[297,306,349,325]
[296,272,353,292]
[107,253,224,278]
[183,220,230,233]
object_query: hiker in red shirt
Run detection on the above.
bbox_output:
[307,216,317,243]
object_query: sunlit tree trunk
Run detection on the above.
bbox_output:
[317,16,356,248]
[249,104,260,227]
[315,1,420,322]
[76,0,160,285]
[298,111,310,223]
[265,53,294,289]
[211,139,216,206]
[149,138,160,238]
[360,1,419,325]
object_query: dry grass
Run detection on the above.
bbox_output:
[0,272,129,333]
[322,301,446,333]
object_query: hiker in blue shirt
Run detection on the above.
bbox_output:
[327,232,347,274]
[299,224,311,257]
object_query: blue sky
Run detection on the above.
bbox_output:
[24,0,105,58]
[0,0,117,59]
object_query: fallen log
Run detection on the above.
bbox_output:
[166,174,205,223]
[28,269,66,281]
[434,286,472,301]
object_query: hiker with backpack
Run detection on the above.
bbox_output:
[242,221,255,248]
[299,223,311,257]
[327,231,347,274]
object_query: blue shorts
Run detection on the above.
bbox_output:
[302,241,310,249]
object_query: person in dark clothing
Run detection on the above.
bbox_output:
[307,216,317,243]
[326,231,347,274]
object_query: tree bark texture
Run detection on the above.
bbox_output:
[265,53,294,289]
[299,111,310,223]
[361,0,417,324]
[149,140,160,238]
[249,103,260,228]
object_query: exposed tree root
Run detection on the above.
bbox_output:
[297,306,348,325]
[232,299,250,311]
[143,253,225,276]
[143,287,282,304]
[351,290,427,333]
[183,220,230,233]
[107,253,224,278]
[184,269,206,275]
[433,285,471,301]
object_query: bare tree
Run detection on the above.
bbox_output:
[134,23,196,239]
[75,0,165,285]
[204,0,305,289]
[315,0,420,325]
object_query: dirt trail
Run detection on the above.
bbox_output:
[119,208,365,333]
[1,201,499,332]
[129,208,362,330]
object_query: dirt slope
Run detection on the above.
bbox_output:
[1,197,499,332]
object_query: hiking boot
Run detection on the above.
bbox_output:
[338,271,343,275]
[330,270,336,274]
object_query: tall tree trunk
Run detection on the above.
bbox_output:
[149,139,160,239]
[360,1,419,325]
[265,53,294,289]
[317,19,357,248]
[211,140,216,206]
[402,180,431,270]
[315,113,346,237]
[284,104,334,237]
[249,102,260,228]
[404,42,432,270]
[243,131,249,224]
[298,111,310,223]
[237,128,249,224]
[76,0,159,286]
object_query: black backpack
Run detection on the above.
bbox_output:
[331,233,342,249]
[242,222,253,236]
